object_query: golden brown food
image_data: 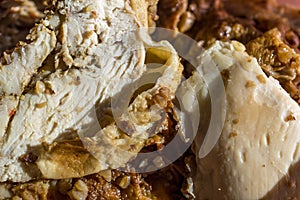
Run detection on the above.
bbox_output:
[0,0,189,199]
[158,0,300,105]
[246,28,300,104]
[2,0,300,199]
[157,0,300,199]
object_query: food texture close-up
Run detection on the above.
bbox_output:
[1,0,300,199]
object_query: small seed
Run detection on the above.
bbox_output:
[35,81,46,94]
[117,176,131,189]
[285,114,296,122]
[98,170,112,182]
[229,132,238,138]
[232,41,245,52]
[84,5,93,12]
[232,119,239,124]
[256,75,266,84]
[35,102,47,108]
[245,81,256,88]
[74,180,88,192]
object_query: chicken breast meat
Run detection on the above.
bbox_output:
[189,41,300,199]
[3,0,300,199]
[156,0,300,199]
[0,0,182,183]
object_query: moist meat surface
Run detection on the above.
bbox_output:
[0,0,189,199]
[156,0,300,199]
[191,40,300,199]
[2,0,300,199]
[0,0,184,182]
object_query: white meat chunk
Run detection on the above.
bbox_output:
[192,41,300,199]
[0,0,182,182]
[0,24,56,139]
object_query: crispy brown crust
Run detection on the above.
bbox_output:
[4,0,300,199]
[246,28,300,104]
[158,0,300,106]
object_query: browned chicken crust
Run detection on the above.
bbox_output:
[2,0,300,199]
[158,0,300,105]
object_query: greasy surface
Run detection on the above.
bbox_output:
[193,41,300,199]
